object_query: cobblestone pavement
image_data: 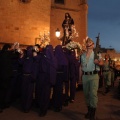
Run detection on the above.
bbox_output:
[0,85,120,120]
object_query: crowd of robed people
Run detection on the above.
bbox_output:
[0,42,80,117]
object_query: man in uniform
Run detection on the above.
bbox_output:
[102,54,113,94]
[79,38,103,120]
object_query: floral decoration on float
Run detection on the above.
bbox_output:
[65,41,82,58]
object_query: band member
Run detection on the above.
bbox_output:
[102,54,112,94]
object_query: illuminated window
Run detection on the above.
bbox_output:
[55,0,64,4]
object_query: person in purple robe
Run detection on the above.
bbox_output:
[36,45,57,117]
[63,48,79,104]
[19,46,38,113]
[52,45,68,112]
[0,44,13,113]
[5,46,21,107]
[33,44,43,105]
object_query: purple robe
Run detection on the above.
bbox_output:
[36,45,57,115]
[20,46,37,112]
[64,49,79,101]
[52,45,69,110]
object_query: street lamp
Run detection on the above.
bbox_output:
[55,28,65,45]
[55,26,79,46]
[55,27,69,46]
[55,28,60,38]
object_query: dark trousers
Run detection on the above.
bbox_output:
[52,73,63,108]
[0,78,11,109]
[21,75,34,111]
[36,74,51,113]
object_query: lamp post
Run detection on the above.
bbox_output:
[55,28,65,46]
[55,28,60,38]
[55,28,69,46]
[55,26,78,46]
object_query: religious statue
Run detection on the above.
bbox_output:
[61,13,74,45]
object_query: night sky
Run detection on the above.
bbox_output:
[88,0,120,52]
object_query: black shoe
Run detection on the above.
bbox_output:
[23,108,30,113]
[39,111,47,117]
[85,106,91,119]
[105,88,110,94]
[90,108,96,120]
[63,101,68,106]
[69,99,74,103]
[105,85,111,94]
[76,84,82,91]
[85,112,90,119]
[54,107,62,112]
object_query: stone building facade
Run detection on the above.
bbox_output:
[50,0,88,46]
[95,35,120,65]
[101,48,120,66]
[0,0,51,46]
[0,0,88,47]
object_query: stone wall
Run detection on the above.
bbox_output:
[0,0,51,45]
[50,0,88,46]
[0,0,88,47]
